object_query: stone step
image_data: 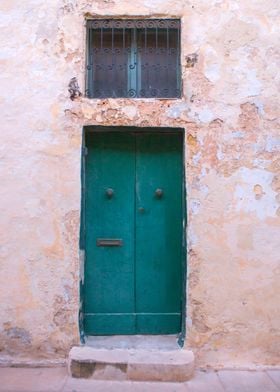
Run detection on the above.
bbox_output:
[68,346,194,382]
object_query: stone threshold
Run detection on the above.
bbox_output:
[68,335,194,382]
[85,334,181,350]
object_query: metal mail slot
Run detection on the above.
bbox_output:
[97,239,123,247]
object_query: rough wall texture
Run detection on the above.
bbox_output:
[0,0,279,367]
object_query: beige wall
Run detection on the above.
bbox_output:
[0,0,279,367]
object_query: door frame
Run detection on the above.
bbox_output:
[79,126,187,346]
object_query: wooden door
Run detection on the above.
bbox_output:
[84,131,183,335]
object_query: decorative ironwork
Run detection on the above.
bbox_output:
[86,19,181,99]
[87,19,180,29]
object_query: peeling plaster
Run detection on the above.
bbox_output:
[234,168,278,219]
[0,0,279,369]
[198,108,215,123]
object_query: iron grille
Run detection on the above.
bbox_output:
[86,19,181,99]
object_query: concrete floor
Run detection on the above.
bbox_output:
[0,367,280,392]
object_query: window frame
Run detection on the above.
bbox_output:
[85,19,182,99]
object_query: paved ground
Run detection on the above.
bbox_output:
[0,367,279,392]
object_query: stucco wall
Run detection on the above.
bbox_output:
[0,0,279,367]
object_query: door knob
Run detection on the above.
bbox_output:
[138,207,145,213]
[106,188,114,198]
[155,188,163,198]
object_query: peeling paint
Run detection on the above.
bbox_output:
[198,108,215,123]
[0,0,279,370]
[234,168,278,219]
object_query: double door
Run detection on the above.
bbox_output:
[84,131,183,335]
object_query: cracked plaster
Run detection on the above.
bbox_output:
[0,0,279,368]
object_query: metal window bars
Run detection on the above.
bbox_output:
[86,19,181,98]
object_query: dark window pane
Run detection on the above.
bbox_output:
[138,28,180,98]
[86,20,181,98]
[90,29,131,98]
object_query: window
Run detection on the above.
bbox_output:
[86,19,181,99]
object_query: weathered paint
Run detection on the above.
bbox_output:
[84,130,183,335]
[0,0,279,368]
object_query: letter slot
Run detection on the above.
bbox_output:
[96,239,123,247]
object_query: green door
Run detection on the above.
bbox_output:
[84,131,183,335]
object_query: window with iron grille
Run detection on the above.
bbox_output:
[86,19,181,99]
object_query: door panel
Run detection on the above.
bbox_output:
[135,133,183,333]
[84,131,183,335]
[84,132,136,334]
